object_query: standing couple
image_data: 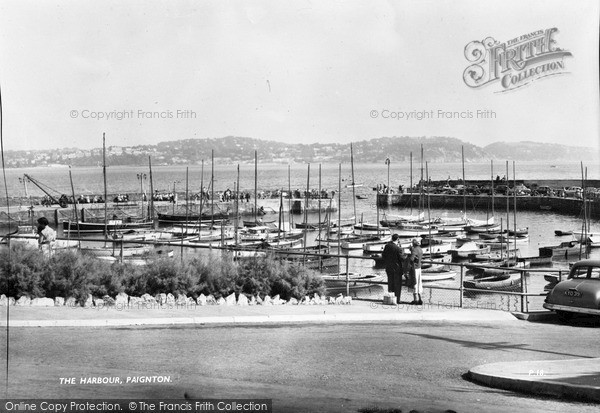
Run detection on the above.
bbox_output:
[382,234,423,305]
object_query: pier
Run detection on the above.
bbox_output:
[0,197,337,228]
[377,193,598,218]
[377,178,600,219]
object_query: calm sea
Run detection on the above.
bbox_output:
[2,161,599,310]
[3,160,598,257]
[2,160,598,197]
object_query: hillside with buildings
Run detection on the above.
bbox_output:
[5,136,598,167]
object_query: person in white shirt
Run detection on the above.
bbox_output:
[37,217,56,257]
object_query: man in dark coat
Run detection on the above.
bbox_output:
[382,233,403,304]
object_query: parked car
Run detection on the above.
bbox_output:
[494,184,508,195]
[507,184,531,196]
[543,259,600,321]
[533,186,554,196]
[562,186,583,199]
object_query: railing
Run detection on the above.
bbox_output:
[4,234,568,313]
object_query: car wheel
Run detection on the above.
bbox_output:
[556,311,574,322]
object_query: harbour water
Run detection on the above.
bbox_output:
[2,160,599,200]
[3,161,599,254]
[2,161,599,311]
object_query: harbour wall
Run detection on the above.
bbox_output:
[377,193,597,219]
[0,198,337,227]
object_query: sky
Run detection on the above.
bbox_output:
[0,0,598,151]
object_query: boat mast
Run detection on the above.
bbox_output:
[338,162,342,270]
[181,166,189,261]
[211,149,214,226]
[512,161,517,257]
[318,164,322,247]
[490,160,495,219]
[102,133,108,238]
[288,164,293,228]
[579,162,587,259]
[68,166,81,246]
[351,143,357,224]
[461,146,466,215]
[148,156,155,225]
[410,151,413,215]
[419,144,424,217]
[198,159,204,239]
[505,161,510,253]
[254,149,258,224]
[426,161,432,254]
[278,189,283,240]
[235,164,239,246]
[303,163,310,251]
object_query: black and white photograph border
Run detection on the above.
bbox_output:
[0,1,599,412]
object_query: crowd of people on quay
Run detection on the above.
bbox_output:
[383,176,600,200]
[376,184,404,194]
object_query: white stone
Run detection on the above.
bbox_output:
[237,294,249,306]
[65,297,77,307]
[8,297,15,306]
[197,294,207,306]
[249,296,256,306]
[216,297,226,305]
[16,296,31,306]
[0,294,7,306]
[225,293,236,305]
[115,292,128,306]
[287,298,298,305]
[54,297,65,306]
[129,296,142,307]
[31,297,54,307]
[272,294,281,305]
[103,295,116,306]
[256,295,263,305]
[141,293,156,303]
[176,294,187,305]
[206,294,216,305]
[166,293,175,305]
[263,295,273,305]
[186,297,195,306]
[93,298,105,307]
[83,294,93,308]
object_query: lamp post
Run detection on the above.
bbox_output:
[137,173,147,220]
[385,158,390,194]
[172,180,180,214]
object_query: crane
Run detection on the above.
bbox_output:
[23,174,69,208]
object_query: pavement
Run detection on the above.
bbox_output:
[1,299,599,403]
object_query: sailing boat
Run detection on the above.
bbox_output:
[345,143,363,188]
[63,134,153,235]
[568,164,596,248]
[380,147,427,228]
[464,157,500,234]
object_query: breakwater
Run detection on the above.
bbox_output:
[377,193,597,219]
[0,198,337,227]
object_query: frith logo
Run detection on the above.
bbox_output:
[463,28,572,92]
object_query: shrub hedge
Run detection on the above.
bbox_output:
[0,245,326,303]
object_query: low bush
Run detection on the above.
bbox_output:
[0,244,46,298]
[0,245,326,302]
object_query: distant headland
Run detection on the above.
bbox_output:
[4,136,598,168]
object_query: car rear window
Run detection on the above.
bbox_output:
[572,266,600,279]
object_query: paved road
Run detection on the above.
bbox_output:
[1,319,599,413]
